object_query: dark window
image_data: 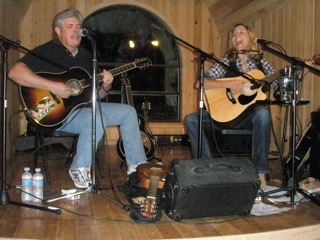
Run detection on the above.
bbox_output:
[82,5,181,121]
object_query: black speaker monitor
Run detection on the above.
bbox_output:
[162,157,260,221]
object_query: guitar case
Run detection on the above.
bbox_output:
[162,157,260,221]
[310,111,320,179]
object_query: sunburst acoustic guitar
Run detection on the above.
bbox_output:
[20,57,152,128]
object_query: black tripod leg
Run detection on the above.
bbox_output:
[258,187,288,197]
[1,191,61,214]
[10,200,61,214]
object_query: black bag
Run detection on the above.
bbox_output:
[162,157,260,221]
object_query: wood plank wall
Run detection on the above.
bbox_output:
[1,0,319,157]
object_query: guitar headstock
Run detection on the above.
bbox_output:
[142,196,157,219]
[120,77,131,86]
[135,57,152,69]
[142,98,151,113]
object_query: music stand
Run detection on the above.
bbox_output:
[0,35,60,214]
[257,41,320,206]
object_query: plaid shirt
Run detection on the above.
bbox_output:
[204,58,279,91]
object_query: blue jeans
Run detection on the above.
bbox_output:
[185,105,271,173]
[57,102,147,170]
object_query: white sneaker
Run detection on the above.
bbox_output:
[127,162,150,175]
[127,164,138,175]
[69,167,92,188]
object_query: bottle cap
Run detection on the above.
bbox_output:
[35,168,41,173]
[24,167,30,171]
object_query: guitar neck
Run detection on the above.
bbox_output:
[110,62,138,76]
[147,175,160,199]
[263,71,281,84]
[124,84,135,107]
[96,63,137,82]
[96,58,151,81]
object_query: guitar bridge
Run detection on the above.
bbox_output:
[226,88,236,104]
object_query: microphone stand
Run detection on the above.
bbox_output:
[169,40,214,158]
[49,34,102,202]
[258,42,320,206]
[0,35,61,214]
[87,33,98,191]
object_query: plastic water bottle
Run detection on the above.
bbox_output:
[32,168,44,202]
[21,167,33,202]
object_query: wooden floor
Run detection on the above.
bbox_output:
[1,142,320,240]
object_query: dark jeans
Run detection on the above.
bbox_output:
[185,105,271,173]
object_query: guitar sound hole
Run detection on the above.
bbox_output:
[66,79,82,96]
[238,93,257,105]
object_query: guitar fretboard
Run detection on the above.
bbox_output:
[110,62,137,76]
[96,57,151,81]
[148,175,160,198]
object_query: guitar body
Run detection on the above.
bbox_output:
[136,162,169,189]
[19,58,152,128]
[136,162,169,219]
[204,69,268,126]
[21,67,92,128]
[117,114,156,161]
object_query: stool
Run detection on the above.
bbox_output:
[34,130,79,184]
[209,129,252,157]
[34,130,105,184]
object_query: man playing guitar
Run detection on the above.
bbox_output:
[9,9,147,188]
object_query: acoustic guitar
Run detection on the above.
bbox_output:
[141,98,158,154]
[136,163,169,219]
[204,53,320,127]
[117,78,156,162]
[204,69,281,126]
[20,58,152,128]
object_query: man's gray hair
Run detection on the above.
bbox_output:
[52,9,83,38]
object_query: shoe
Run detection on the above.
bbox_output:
[127,164,138,175]
[69,167,92,188]
[127,162,147,175]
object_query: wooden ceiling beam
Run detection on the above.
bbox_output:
[202,0,299,33]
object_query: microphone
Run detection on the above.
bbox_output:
[80,28,94,38]
[237,50,263,55]
[250,82,262,90]
[253,38,272,45]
